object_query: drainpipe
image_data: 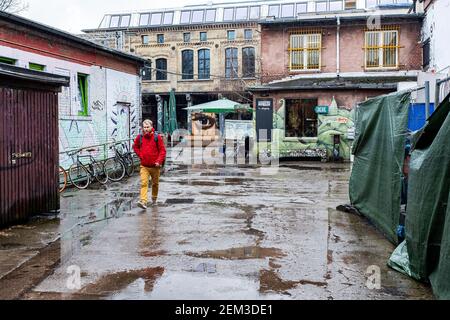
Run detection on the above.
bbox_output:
[336,16,341,76]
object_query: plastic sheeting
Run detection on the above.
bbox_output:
[405,95,450,299]
[350,91,411,244]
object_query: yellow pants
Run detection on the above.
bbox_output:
[140,166,160,203]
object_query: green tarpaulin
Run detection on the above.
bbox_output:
[350,91,411,244]
[405,94,450,299]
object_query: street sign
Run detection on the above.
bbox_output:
[315,106,329,114]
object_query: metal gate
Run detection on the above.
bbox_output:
[0,84,60,227]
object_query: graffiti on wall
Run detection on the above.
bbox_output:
[258,98,355,160]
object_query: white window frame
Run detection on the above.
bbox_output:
[289,33,322,71]
[364,30,399,70]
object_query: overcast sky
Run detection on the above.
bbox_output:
[18,0,242,34]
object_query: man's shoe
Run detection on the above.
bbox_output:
[137,201,148,210]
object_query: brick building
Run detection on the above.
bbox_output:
[0,12,146,168]
[248,0,422,160]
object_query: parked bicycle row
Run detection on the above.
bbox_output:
[59,141,137,191]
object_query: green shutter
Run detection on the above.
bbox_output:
[0,56,17,65]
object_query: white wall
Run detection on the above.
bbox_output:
[0,45,140,168]
[423,0,450,75]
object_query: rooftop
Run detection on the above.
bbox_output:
[84,0,414,31]
[0,11,147,64]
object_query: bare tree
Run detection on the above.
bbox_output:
[0,0,28,14]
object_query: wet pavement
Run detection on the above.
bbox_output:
[0,160,433,300]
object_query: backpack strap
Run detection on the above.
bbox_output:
[154,131,159,152]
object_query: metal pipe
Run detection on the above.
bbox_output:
[425,80,430,119]
[336,17,341,75]
[435,78,440,107]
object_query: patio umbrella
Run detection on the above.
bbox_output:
[184,98,251,114]
[163,100,169,134]
[169,89,178,134]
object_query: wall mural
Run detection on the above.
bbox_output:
[257,98,355,161]
[59,68,140,169]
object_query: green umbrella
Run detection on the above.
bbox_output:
[184,98,251,114]
[163,100,169,134]
[169,89,178,134]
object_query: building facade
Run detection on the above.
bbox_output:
[0,12,145,168]
[248,0,422,160]
[81,2,279,131]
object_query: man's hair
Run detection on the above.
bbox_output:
[143,119,153,127]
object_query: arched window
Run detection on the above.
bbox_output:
[182,50,194,80]
[198,49,210,80]
[225,48,238,79]
[242,47,255,78]
[155,58,167,80]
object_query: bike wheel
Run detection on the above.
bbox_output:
[68,164,90,189]
[104,158,126,182]
[94,161,109,184]
[124,153,135,176]
[59,166,67,193]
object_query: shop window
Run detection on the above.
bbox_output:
[156,58,167,80]
[285,99,318,138]
[242,47,255,78]
[225,47,238,79]
[182,50,194,80]
[289,33,322,71]
[77,73,89,116]
[198,49,210,79]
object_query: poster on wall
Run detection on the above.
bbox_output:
[256,99,273,142]
[225,120,254,141]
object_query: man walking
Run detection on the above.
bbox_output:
[133,119,166,209]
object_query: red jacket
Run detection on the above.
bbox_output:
[133,129,166,167]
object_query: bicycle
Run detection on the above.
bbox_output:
[103,143,127,182]
[59,166,67,193]
[68,148,108,189]
[118,141,135,177]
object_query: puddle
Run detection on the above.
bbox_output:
[191,263,217,273]
[79,267,165,296]
[139,250,167,257]
[0,243,24,250]
[165,199,195,204]
[259,270,327,295]
[201,172,245,177]
[186,246,285,260]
